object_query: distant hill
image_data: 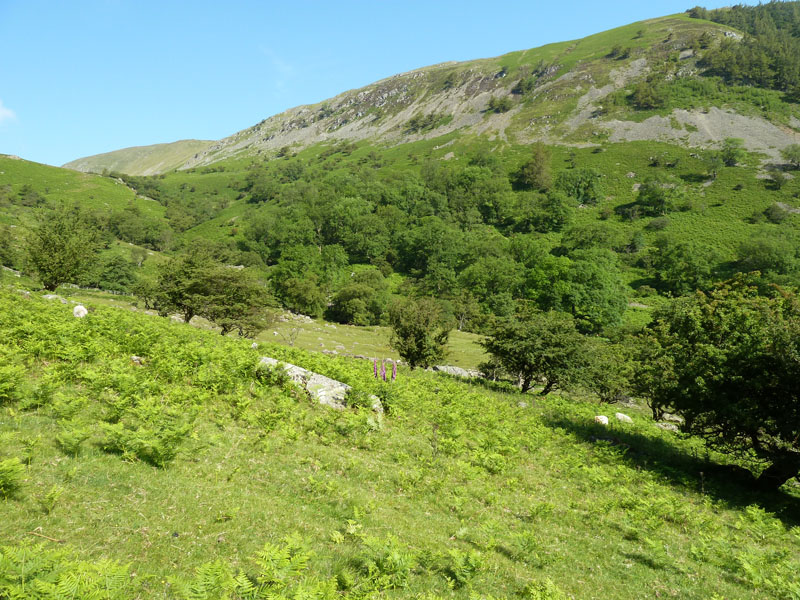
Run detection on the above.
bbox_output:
[64,13,800,174]
[63,139,213,175]
[173,14,798,168]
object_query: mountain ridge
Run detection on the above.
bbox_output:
[65,14,796,175]
[63,139,213,176]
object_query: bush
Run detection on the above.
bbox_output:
[764,203,790,224]
[487,96,513,113]
[0,458,24,498]
[646,217,670,231]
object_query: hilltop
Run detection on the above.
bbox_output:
[63,140,213,176]
[67,14,800,174]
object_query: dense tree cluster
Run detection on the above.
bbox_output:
[691,2,800,96]
[232,149,630,332]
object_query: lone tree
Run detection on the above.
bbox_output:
[200,266,274,336]
[26,206,97,291]
[388,297,450,369]
[515,143,552,191]
[140,243,272,337]
[637,276,800,490]
[780,143,800,169]
[481,306,590,395]
[720,137,745,167]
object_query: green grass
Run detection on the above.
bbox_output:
[0,155,165,221]
[63,140,214,176]
[260,318,486,370]
[1,287,800,599]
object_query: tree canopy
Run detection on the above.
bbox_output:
[481,307,590,395]
[388,297,451,369]
[637,276,800,489]
[25,206,98,292]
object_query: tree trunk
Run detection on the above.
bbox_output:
[540,380,555,396]
[520,376,532,394]
[755,455,800,490]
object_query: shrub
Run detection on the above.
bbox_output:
[646,217,670,231]
[0,458,24,498]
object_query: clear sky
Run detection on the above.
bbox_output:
[0,0,755,167]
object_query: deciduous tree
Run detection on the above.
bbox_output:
[389,297,450,369]
[25,206,97,291]
[637,276,800,490]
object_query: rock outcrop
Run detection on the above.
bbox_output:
[259,357,382,413]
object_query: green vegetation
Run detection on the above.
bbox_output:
[2,284,800,598]
[5,7,800,595]
[691,2,800,98]
[388,296,451,369]
[638,275,800,490]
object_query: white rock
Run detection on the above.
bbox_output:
[251,342,259,349]
[72,305,88,318]
[657,422,680,432]
[615,412,633,424]
[594,415,609,426]
[259,356,383,413]
[131,355,143,366]
[662,412,685,424]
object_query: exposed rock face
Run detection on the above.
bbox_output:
[433,365,482,378]
[656,422,680,432]
[615,412,633,424]
[259,357,382,413]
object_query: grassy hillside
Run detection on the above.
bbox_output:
[1,288,799,599]
[63,140,214,176]
[0,155,164,221]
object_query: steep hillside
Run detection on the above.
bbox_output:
[178,14,799,169]
[1,287,798,599]
[0,154,171,281]
[63,139,213,176]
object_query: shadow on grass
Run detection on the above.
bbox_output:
[540,412,800,527]
[431,371,520,395]
[679,172,710,184]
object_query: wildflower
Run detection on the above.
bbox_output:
[381,360,386,382]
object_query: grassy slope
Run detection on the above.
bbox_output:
[1,288,799,599]
[0,155,166,222]
[63,140,214,176]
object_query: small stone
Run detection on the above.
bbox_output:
[656,422,680,432]
[73,305,88,318]
[615,412,633,424]
[251,342,259,349]
[594,415,609,426]
[662,412,684,424]
[131,355,143,366]
[518,401,529,409]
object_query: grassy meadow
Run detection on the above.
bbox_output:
[1,288,800,599]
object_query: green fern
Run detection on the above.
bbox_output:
[251,533,312,588]
[0,458,25,498]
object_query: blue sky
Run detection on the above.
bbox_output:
[0,1,753,167]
